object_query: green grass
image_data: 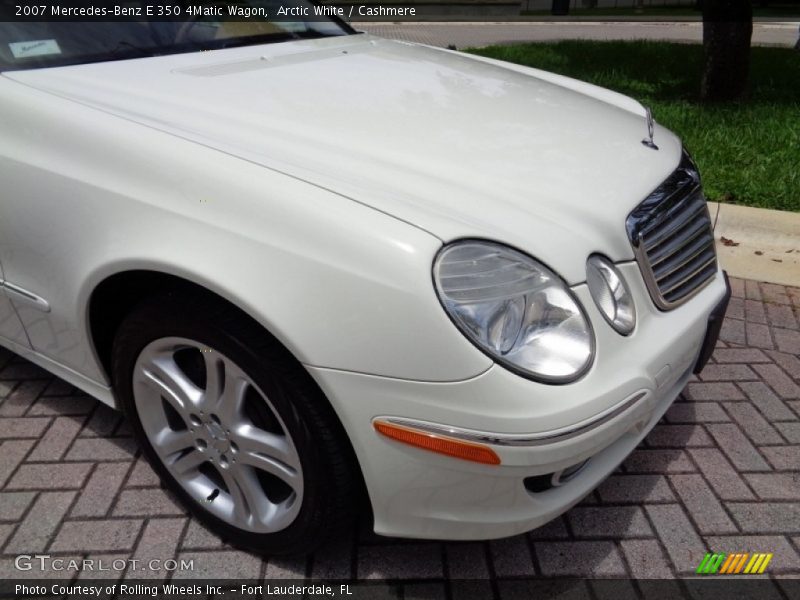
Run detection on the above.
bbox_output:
[468,41,800,212]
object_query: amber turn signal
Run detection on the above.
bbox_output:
[373,420,501,466]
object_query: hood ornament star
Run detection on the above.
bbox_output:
[641,107,659,150]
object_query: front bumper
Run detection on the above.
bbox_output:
[306,266,729,540]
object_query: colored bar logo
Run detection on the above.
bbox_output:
[695,552,773,575]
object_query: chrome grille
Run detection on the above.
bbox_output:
[626,153,717,310]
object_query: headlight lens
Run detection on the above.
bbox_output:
[434,241,594,383]
[586,255,636,335]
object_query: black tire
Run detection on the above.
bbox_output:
[111,291,358,555]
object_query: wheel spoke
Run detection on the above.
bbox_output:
[170,447,207,475]
[201,351,226,409]
[139,355,203,416]
[214,375,248,424]
[220,465,265,525]
[236,425,300,489]
[153,429,195,458]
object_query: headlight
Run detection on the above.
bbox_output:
[586,255,636,336]
[433,241,594,383]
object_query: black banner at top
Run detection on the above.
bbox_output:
[1,0,426,22]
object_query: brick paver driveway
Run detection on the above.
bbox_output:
[1,277,799,587]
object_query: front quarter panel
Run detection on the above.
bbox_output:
[0,76,492,387]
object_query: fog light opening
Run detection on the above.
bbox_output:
[524,458,590,494]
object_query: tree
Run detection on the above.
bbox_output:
[700,0,753,102]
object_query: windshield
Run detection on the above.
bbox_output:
[0,0,354,71]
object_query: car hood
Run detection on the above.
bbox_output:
[6,34,683,283]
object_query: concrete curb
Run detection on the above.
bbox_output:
[709,202,800,288]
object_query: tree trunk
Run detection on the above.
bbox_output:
[701,0,753,102]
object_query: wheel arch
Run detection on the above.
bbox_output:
[86,269,370,509]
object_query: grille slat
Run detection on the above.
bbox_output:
[643,197,706,252]
[649,217,710,266]
[653,233,715,282]
[626,153,718,310]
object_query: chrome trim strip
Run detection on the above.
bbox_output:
[374,391,649,447]
[3,281,51,313]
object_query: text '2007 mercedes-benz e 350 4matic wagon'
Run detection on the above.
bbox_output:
[0,3,730,554]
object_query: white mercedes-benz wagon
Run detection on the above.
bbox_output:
[0,4,730,554]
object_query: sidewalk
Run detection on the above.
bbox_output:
[0,276,798,582]
[355,21,800,48]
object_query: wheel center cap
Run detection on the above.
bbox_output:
[205,420,227,441]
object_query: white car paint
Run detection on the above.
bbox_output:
[0,32,726,540]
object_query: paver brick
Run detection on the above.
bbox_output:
[597,475,675,504]
[766,304,798,329]
[0,417,50,438]
[712,348,770,363]
[706,424,771,471]
[688,448,756,501]
[699,364,758,382]
[619,539,674,579]
[684,382,744,401]
[81,404,124,438]
[181,519,226,550]
[28,395,96,416]
[71,462,131,517]
[723,402,784,444]
[665,402,729,423]
[776,422,800,443]
[726,296,744,319]
[534,541,627,577]
[762,446,800,470]
[738,381,797,421]
[50,519,144,552]
[445,543,490,579]
[113,488,184,517]
[568,507,652,539]
[622,449,695,474]
[8,462,93,490]
[0,380,48,416]
[753,364,800,398]
[645,504,707,574]
[28,415,85,461]
[773,328,800,355]
[527,516,570,540]
[489,536,535,576]
[746,322,774,349]
[745,280,762,301]
[65,437,138,461]
[645,424,713,448]
[265,555,308,579]
[744,473,800,500]
[0,439,35,487]
[668,474,737,534]
[727,503,800,533]
[0,491,36,520]
[358,544,443,579]
[720,318,746,345]
[5,491,76,553]
[765,350,800,380]
[126,456,160,487]
[127,517,187,579]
